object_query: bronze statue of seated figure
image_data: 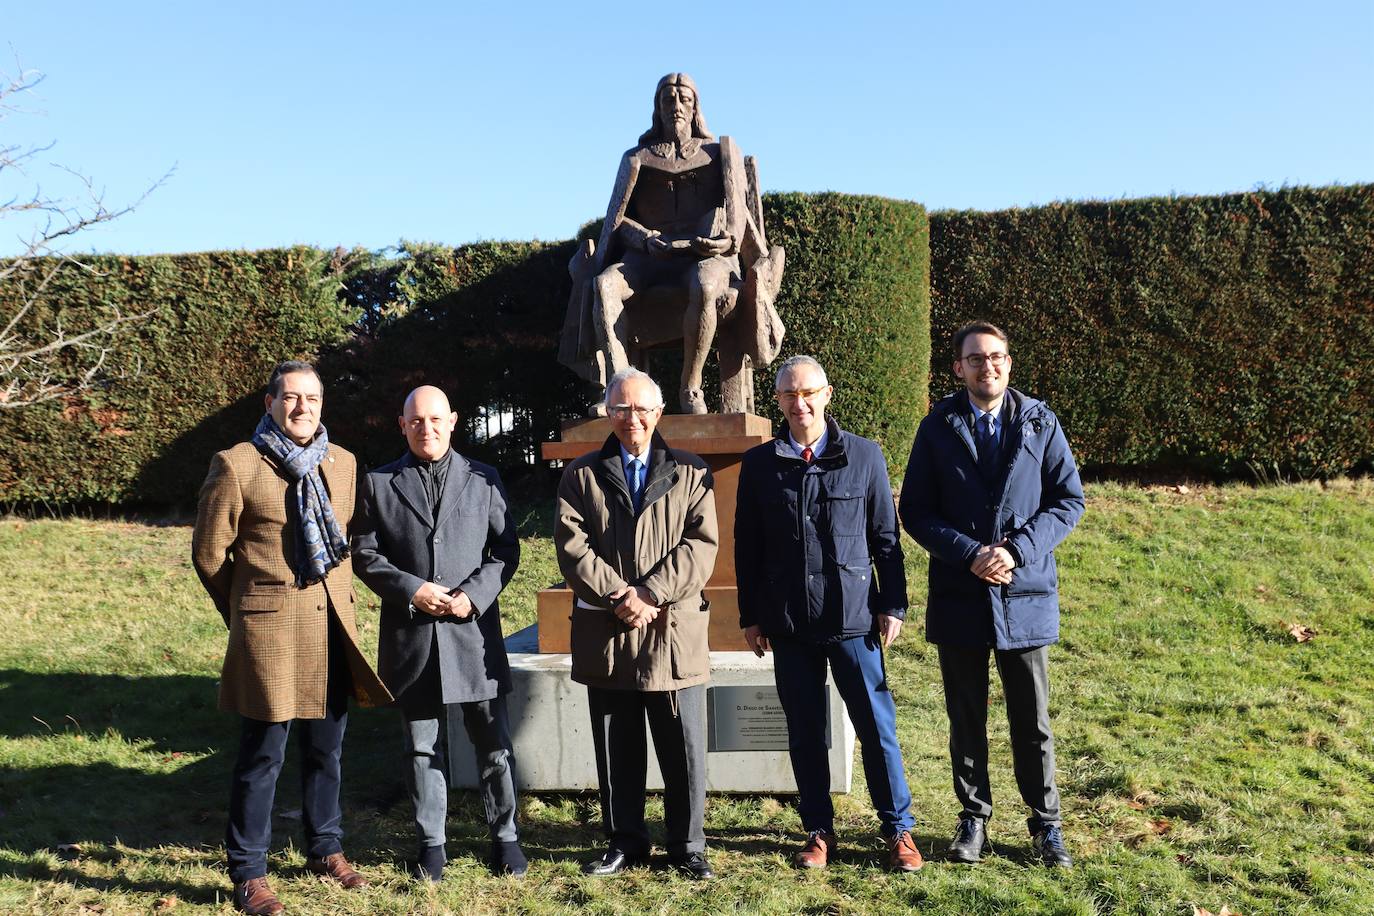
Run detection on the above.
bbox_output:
[559,72,785,415]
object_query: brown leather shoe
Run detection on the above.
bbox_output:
[306,851,368,888]
[887,830,925,872]
[792,830,838,869]
[232,876,284,915]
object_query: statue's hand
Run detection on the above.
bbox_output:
[645,235,671,257]
[692,235,732,257]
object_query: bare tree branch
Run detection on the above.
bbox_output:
[0,57,169,409]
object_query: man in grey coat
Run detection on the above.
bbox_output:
[352,385,525,880]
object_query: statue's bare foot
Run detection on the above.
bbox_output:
[681,388,708,415]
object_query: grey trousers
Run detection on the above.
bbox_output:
[586,684,707,857]
[938,644,1062,833]
[402,695,518,848]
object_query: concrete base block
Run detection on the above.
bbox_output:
[447,624,856,794]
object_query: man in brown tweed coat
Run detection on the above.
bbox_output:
[193,360,392,915]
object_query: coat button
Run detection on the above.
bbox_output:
[316,603,324,611]
[670,621,678,628]
[434,537,442,544]
[435,575,443,582]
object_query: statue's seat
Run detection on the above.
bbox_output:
[619,249,781,414]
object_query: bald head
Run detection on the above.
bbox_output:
[404,385,452,416]
[400,385,457,462]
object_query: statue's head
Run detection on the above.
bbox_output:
[639,72,714,146]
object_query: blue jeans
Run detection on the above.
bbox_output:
[772,634,914,837]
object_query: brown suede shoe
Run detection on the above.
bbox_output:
[887,830,925,872]
[232,876,284,915]
[792,830,838,869]
[306,851,368,888]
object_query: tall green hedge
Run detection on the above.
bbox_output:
[0,248,353,505]
[761,193,930,473]
[930,185,1374,478]
[323,239,586,475]
[0,192,932,506]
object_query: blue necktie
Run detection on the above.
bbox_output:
[976,413,998,477]
[628,458,644,513]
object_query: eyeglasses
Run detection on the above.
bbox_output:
[775,387,829,403]
[608,404,660,419]
[960,352,1009,368]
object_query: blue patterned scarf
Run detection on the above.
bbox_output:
[251,414,350,587]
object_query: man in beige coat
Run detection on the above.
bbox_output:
[555,367,719,880]
[193,360,391,915]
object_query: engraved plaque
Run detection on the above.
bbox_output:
[708,685,829,752]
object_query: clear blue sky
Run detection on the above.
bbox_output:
[4,1,1371,256]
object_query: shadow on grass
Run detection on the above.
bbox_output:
[0,670,405,854]
[0,857,228,906]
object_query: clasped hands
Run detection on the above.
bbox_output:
[970,540,1016,585]
[609,585,659,628]
[411,581,473,619]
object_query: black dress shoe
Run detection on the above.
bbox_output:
[581,846,646,876]
[1031,825,1074,868]
[409,844,446,882]
[668,851,714,880]
[489,840,529,877]
[948,817,990,863]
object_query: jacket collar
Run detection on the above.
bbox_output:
[391,448,472,530]
[596,432,678,515]
[771,416,848,466]
[936,388,1040,429]
[935,389,1042,484]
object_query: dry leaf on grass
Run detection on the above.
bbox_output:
[1286,622,1316,642]
[154,896,179,911]
[1174,485,1191,494]
[1193,907,1243,916]
[56,843,81,860]
[1148,818,1172,835]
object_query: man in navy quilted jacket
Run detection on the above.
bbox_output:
[736,354,923,873]
[899,320,1085,869]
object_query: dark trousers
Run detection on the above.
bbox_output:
[402,694,519,848]
[938,644,1061,833]
[225,617,352,883]
[772,634,915,837]
[586,684,707,857]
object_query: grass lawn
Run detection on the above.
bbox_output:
[0,481,1372,914]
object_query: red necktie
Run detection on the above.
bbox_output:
[802,446,814,463]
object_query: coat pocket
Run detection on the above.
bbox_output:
[570,606,617,681]
[1003,591,1058,644]
[237,591,284,614]
[837,560,874,630]
[819,489,865,537]
[669,599,711,680]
